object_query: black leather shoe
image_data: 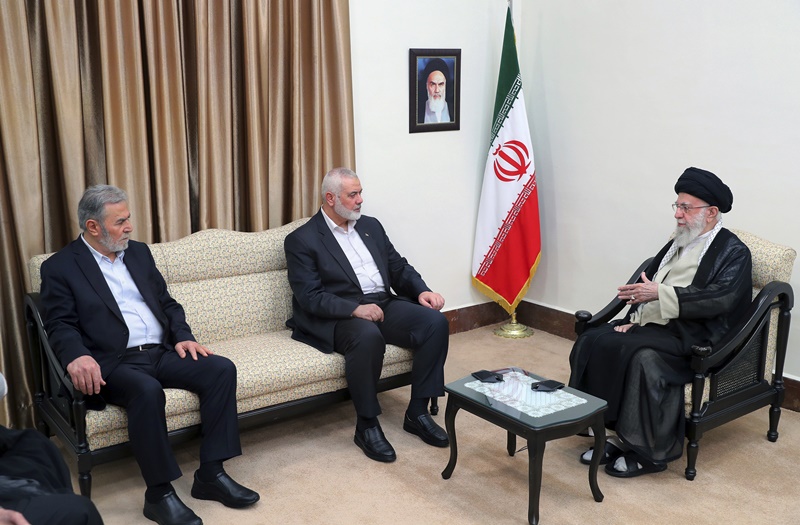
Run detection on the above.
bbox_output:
[143,491,202,525]
[403,413,449,447]
[354,425,397,462]
[191,471,260,508]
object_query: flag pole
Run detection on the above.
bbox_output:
[494,310,533,338]
[472,6,540,339]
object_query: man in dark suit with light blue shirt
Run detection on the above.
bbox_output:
[40,185,259,525]
[284,167,450,463]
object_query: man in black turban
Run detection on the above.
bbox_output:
[674,167,733,213]
[418,58,454,124]
[568,167,752,478]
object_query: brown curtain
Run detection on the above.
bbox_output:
[0,0,355,427]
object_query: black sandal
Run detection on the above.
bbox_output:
[579,441,623,465]
[605,452,667,478]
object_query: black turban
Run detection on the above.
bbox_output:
[674,167,733,213]
[422,58,449,82]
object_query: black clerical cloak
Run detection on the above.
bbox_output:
[569,228,752,462]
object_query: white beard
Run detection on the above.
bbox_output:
[428,95,445,114]
[672,212,706,248]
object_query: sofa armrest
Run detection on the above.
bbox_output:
[25,293,79,396]
[25,293,88,437]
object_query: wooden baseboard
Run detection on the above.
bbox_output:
[445,301,799,412]
[784,376,800,412]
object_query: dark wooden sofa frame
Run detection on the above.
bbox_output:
[25,293,438,497]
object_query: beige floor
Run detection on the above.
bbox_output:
[68,324,800,524]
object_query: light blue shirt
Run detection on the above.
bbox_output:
[321,210,386,294]
[80,235,164,348]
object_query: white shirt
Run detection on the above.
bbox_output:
[321,210,386,293]
[81,235,164,347]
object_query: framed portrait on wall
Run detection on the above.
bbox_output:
[409,48,461,133]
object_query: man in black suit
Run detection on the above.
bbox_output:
[284,167,449,463]
[40,185,259,525]
[1,373,103,525]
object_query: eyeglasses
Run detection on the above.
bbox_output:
[672,203,712,213]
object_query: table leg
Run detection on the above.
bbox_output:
[507,430,516,456]
[527,438,545,525]
[441,398,460,479]
[588,413,605,503]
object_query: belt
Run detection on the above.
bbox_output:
[127,344,160,352]
[362,291,390,301]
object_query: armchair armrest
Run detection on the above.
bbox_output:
[574,257,653,335]
[689,281,794,373]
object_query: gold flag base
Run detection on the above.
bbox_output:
[494,312,534,338]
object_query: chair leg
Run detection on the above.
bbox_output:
[767,403,781,442]
[685,439,698,481]
[429,397,439,416]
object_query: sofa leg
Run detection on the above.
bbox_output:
[35,418,51,437]
[78,470,92,498]
[685,439,698,481]
[767,403,781,442]
[429,397,439,416]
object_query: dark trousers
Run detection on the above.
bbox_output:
[102,345,241,486]
[1,427,103,525]
[334,295,449,419]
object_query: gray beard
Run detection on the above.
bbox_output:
[99,227,129,253]
[334,199,361,221]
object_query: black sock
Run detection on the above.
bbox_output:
[197,460,224,482]
[406,398,429,419]
[145,482,173,503]
[356,416,379,432]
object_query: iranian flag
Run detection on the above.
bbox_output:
[471,7,541,314]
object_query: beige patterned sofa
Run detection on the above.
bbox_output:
[25,218,418,498]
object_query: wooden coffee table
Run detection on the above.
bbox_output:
[441,368,606,524]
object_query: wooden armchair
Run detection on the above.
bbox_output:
[574,229,795,480]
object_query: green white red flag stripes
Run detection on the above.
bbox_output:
[471,7,541,314]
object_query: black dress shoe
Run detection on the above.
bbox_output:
[143,491,202,525]
[354,425,397,462]
[403,413,449,447]
[191,471,260,508]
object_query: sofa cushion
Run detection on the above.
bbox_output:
[83,332,414,449]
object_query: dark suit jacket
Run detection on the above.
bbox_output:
[284,211,431,353]
[40,237,195,377]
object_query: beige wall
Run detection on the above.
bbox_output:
[350,0,800,380]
